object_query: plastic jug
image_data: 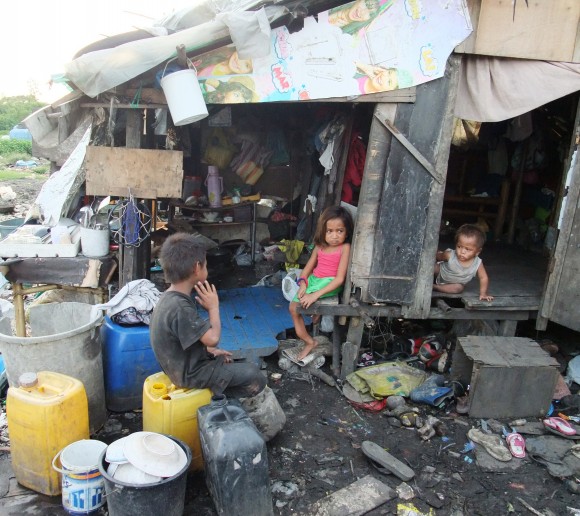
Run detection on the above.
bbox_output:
[198,396,273,516]
[205,166,223,207]
[6,371,90,496]
[142,372,212,471]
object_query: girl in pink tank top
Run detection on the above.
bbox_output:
[289,206,354,362]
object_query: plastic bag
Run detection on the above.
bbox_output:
[282,269,301,302]
[346,362,428,399]
[203,128,237,169]
[236,160,264,185]
[217,7,271,59]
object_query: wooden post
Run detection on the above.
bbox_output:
[507,141,529,244]
[340,317,364,379]
[493,179,510,240]
[119,109,151,286]
[12,283,26,337]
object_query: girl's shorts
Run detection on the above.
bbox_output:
[292,275,342,303]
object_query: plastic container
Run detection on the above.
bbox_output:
[0,302,107,433]
[98,436,192,516]
[160,68,208,126]
[0,217,25,239]
[101,317,160,412]
[80,226,109,257]
[198,396,273,516]
[183,176,202,199]
[53,439,108,515]
[205,166,223,207]
[6,371,90,496]
[142,372,211,471]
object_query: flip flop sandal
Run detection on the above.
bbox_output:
[543,417,577,436]
[506,433,526,459]
[467,428,512,462]
[361,440,415,481]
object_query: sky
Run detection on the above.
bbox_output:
[0,0,193,103]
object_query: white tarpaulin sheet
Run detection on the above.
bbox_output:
[64,3,287,97]
[28,125,91,226]
[455,56,580,123]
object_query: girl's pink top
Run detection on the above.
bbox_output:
[313,245,343,278]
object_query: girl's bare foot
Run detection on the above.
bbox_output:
[297,338,318,361]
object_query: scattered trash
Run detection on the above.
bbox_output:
[396,482,415,500]
[397,502,435,516]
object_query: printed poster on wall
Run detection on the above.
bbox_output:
[193,0,472,104]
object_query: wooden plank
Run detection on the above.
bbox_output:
[474,0,580,62]
[5,257,116,287]
[377,117,442,184]
[116,87,416,107]
[85,146,183,198]
[348,103,397,305]
[462,296,540,310]
[538,104,580,331]
[305,88,416,104]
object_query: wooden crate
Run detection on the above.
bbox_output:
[451,336,559,418]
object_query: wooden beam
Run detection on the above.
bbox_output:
[375,116,443,184]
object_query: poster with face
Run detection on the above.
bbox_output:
[194,0,472,104]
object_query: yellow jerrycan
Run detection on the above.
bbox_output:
[142,372,211,470]
[6,371,89,495]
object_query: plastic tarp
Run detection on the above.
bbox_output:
[455,55,580,123]
[28,125,91,226]
[64,3,287,97]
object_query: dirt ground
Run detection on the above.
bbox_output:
[1,177,580,515]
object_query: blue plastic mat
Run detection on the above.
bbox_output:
[198,286,293,362]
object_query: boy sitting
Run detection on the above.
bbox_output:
[150,233,266,399]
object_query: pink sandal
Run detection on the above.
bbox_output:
[506,433,526,458]
[543,416,577,436]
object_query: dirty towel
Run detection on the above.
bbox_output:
[346,362,428,399]
[92,279,160,325]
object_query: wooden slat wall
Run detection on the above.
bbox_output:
[355,57,459,313]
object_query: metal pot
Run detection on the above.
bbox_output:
[206,246,232,268]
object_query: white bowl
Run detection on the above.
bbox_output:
[112,462,162,485]
[202,212,219,222]
[223,216,233,223]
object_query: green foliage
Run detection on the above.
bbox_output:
[0,139,32,157]
[0,95,45,132]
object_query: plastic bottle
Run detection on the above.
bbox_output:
[198,396,273,516]
[6,371,89,496]
[232,188,241,204]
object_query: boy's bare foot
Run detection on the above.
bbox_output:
[297,338,318,362]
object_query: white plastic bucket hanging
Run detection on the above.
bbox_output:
[160,59,208,126]
[52,439,108,514]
